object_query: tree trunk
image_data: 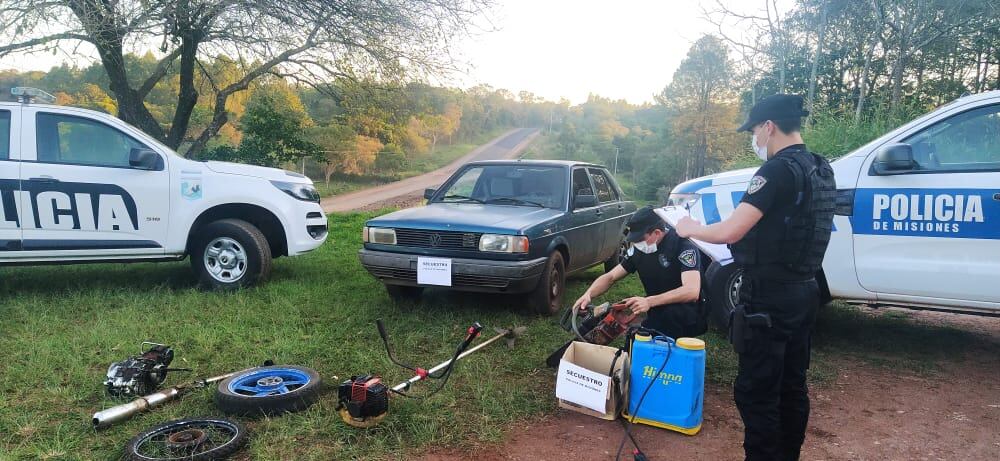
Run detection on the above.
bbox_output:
[807,3,829,123]
[855,40,876,123]
[166,35,200,149]
[890,51,907,113]
[324,163,335,186]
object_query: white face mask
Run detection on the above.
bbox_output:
[632,240,657,254]
[752,126,770,161]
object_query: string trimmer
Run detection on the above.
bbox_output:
[337,320,526,428]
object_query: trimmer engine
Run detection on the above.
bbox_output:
[568,302,638,345]
[104,342,187,397]
[337,375,390,422]
[546,302,640,367]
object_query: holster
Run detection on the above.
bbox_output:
[728,302,773,354]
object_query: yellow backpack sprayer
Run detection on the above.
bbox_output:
[336,319,526,428]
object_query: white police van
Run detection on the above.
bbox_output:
[668,90,1000,318]
[0,88,328,289]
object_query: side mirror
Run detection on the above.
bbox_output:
[129,148,162,170]
[573,194,598,209]
[873,143,915,175]
[423,188,436,200]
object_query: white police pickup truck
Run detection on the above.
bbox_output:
[667,90,1000,318]
[0,89,328,289]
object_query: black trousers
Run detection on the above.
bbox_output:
[641,302,706,339]
[735,276,819,461]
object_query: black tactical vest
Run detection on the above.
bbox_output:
[731,148,836,275]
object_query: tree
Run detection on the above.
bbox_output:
[211,83,319,168]
[374,144,408,174]
[0,0,492,155]
[74,84,118,114]
[307,123,357,185]
[658,35,741,179]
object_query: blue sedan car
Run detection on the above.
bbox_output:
[359,160,637,314]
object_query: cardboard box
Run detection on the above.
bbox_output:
[555,341,628,420]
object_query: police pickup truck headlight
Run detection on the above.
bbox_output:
[479,234,529,253]
[667,192,701,210]
[271,181,320,203]
[363,227,397,245]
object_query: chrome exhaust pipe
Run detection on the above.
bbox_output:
[92,371,238,429]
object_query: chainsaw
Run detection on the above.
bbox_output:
[337,320,526,428]
[545,301,640,368]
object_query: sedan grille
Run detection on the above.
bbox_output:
[394,229,481,251]
[366,266,509,289]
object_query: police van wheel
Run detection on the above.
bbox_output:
[705,261,743,331]
[529,251,566,315]
[192,219,272,290]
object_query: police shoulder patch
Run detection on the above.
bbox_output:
[747,175,767,195]
[679,249,697,268]
[626,245,635,257]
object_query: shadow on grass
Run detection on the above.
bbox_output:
[0,261,196,296]
[700,303,999,387]
[811,303,998,374]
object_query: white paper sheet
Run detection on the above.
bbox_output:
[556,360,611,413]
[655,206,735,266]
[417,257,452,286]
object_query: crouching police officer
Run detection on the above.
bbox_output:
[675,94,835,461]
[572,206,706,339]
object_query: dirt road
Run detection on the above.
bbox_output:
[321,128,539,213]
[422,307,1000,460]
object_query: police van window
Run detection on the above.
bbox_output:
[589,169,618,203]
[572,168,593,197]
[0,110,10,160]
[35,113,148,168]
[903,104,1000,172]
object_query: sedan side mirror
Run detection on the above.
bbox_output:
[573,194,598,209]
[873,143,916,175]
[129,148,162,170]
[423,188,436,200]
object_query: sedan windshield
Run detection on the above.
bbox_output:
[435,165,567,209]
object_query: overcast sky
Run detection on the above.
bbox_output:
[453,0,726,104]
[1,0,785,105]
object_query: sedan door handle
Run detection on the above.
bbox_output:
[29,176,60,183]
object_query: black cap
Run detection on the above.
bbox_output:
[737,94,809,132]
[625,206,666,243]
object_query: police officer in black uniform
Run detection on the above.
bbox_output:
[675,94,835,461]
[573,206,706,339]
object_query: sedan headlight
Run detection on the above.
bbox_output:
[479,234,529,253]
[667,192,701,210]
[271,180,320,203]
[364,227,397,245]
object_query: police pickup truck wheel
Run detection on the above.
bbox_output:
[705,261,743,331]
[192,219,272,290]
[529,251,566,315]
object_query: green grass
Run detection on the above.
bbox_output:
[1,213,995,459]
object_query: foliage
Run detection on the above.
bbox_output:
[0,0,493,155]
[196,83,320,168]
[374,144,409,174]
